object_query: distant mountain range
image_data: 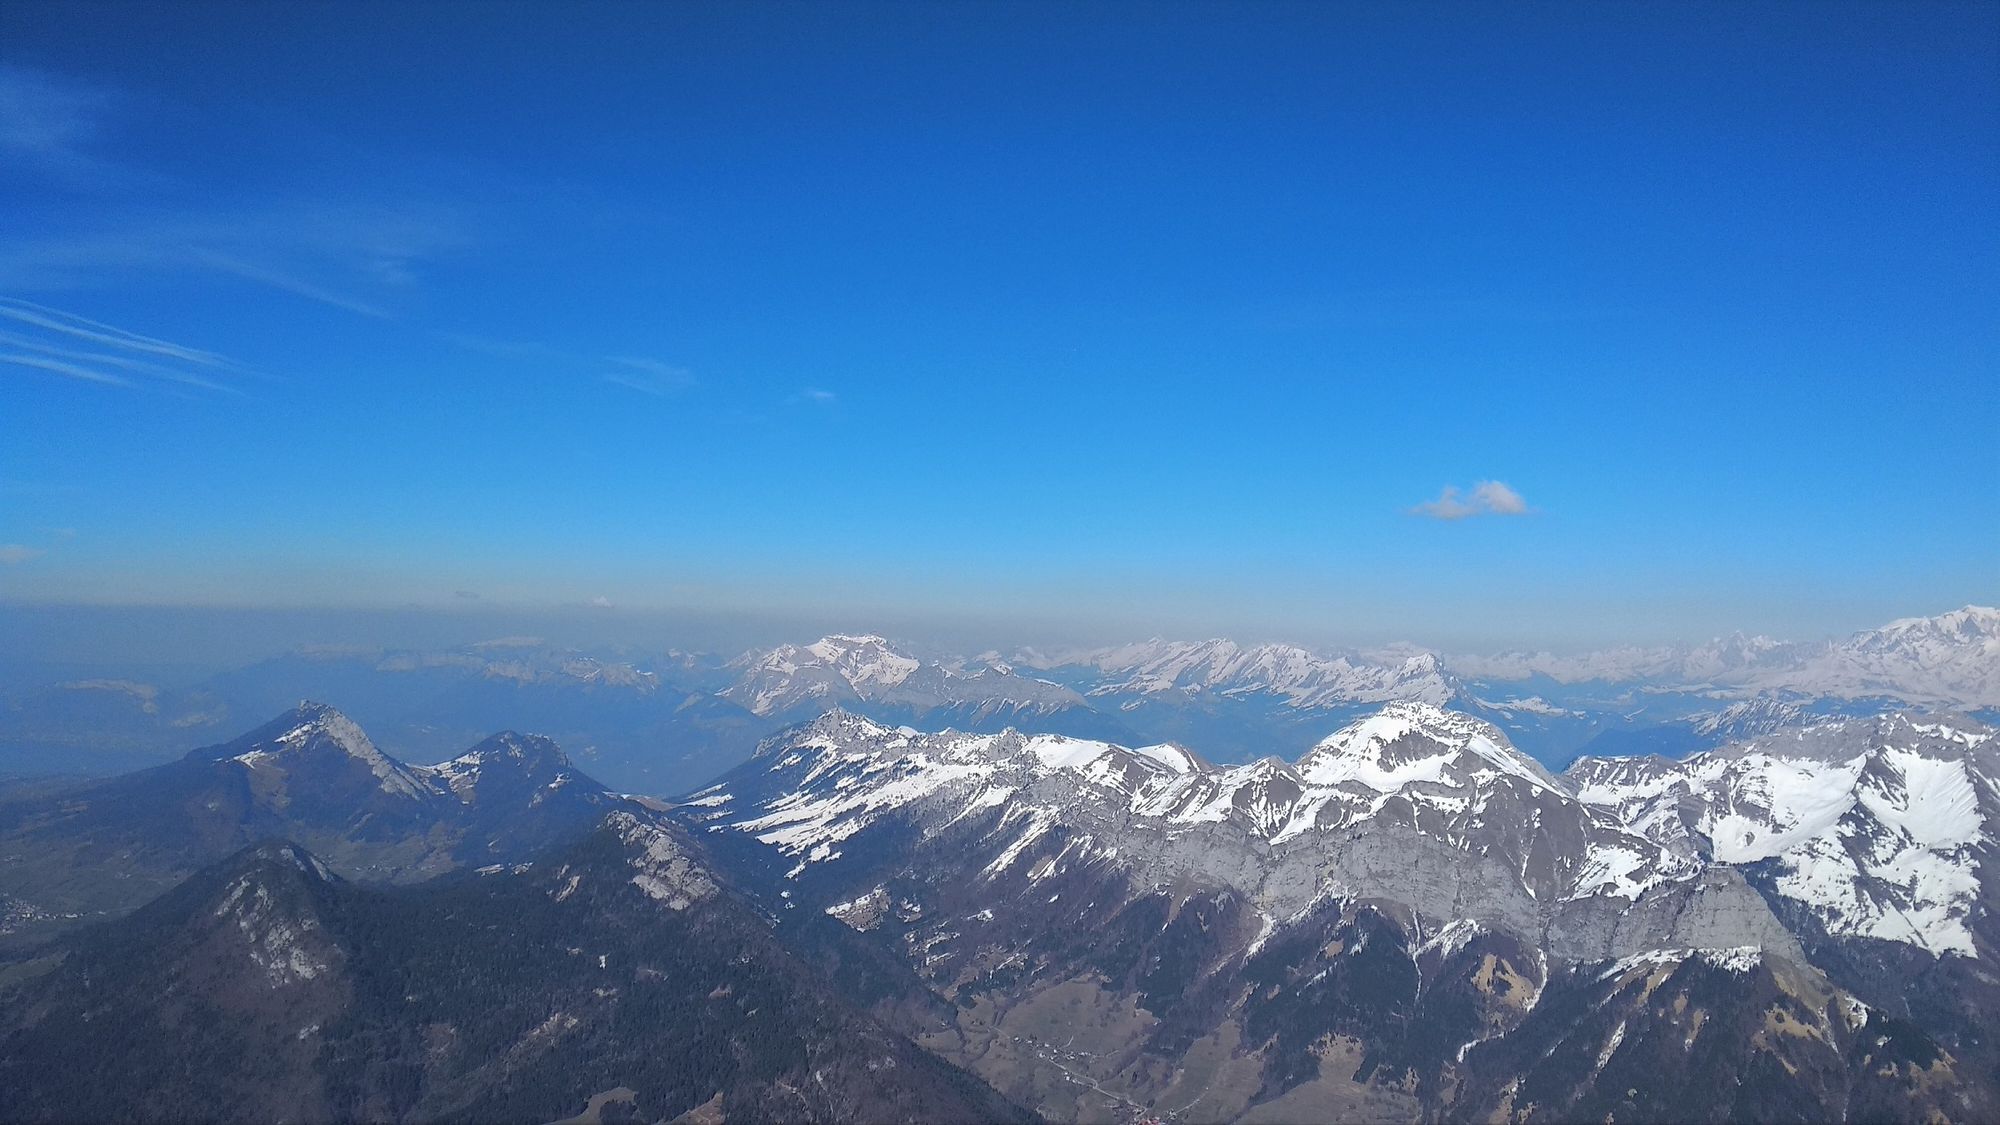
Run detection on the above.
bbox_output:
[0,643,765,792]
[2,606,1993,791]
[2,699,1994,1121]
[1449,605,2000,704]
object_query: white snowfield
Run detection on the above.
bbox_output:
[1568,713,1996,957]
[691,701,1997,961]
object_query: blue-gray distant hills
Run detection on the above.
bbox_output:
[2,606,1993,792]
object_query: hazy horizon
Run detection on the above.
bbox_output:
[2,597,1990,693]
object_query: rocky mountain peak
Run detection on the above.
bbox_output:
[1297,700,1560,793]
[427,730,589,803]
[599,811,717,911]
[198,841,345,988]
[210,702,435,801]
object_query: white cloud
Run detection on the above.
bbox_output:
[1411,480,1532,520]
[1,352,134,387]
[588,595,614,608]
[0,300,229,367]
[0,544,43,564]
[0,329,232,391]
[791,387,837,405]
[0,299,241,393]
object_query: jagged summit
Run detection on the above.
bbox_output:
[437,729,574,771]
[750,705,897,757]
[759,698,1549,789]
[1570,709,1997,956]
[1296,699,1561,792]
[198,700,435,800]
[688,700,1702,914]
[428,730,592,807]
[0,705,635,941]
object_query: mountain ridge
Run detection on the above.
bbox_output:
[668,699,1991,1121]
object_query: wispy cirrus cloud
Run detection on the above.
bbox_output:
[1410,480,1532,520]
[3,61,474,319]
[0,352,133,387]
[602,355,696,397]
[0,64,122,187]
[0,297,244,392]
[443,334,698,400]
[195,251,394,319]
[0,330,233,392]
[0,299,227,366]
[790,387,838,406]
[0,205,470,319]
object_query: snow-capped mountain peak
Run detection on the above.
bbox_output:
[1073,639,1465,708]
[799,633,919,687]
[428,731,578,800]
[1297,700,1560,793]
[1867,605,2000,648]
[721,635,1090,726]
[754,705,900,756]
[226,702,434,800]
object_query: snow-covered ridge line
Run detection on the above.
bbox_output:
[691,700,1695,905]
[1035,637,1463,709]
[696,701,1996,959]
[1454,605,2000,706]
[1013,604,1999,708]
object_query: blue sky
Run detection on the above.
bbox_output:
[1,1,1994,649]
